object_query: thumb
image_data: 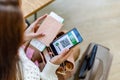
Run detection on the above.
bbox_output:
[59,48,69,57]
[58,48,73,61]
[34,14,47,24]
[33,32,45,38]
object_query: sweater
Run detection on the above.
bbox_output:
[18,48,59,80]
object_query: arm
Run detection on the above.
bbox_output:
[40,61,59,80]
[24,14,47,42]
[23,15,47,52]
[40,49,73,80]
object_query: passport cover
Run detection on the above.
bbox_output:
[37,15,63,46]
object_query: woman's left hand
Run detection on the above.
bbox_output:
[24,14,47,42]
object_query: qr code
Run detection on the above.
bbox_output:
[60,38,70,48]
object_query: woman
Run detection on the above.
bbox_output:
[0,0,72,80]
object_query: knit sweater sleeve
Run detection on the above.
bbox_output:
[40,61,59,80]
[18,47,59,80]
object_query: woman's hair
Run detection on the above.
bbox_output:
[0,0,24,80]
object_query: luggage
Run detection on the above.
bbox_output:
[74,43,113,80]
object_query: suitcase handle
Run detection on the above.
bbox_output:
[79,45,98,79]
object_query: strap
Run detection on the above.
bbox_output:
[40,52,47,64]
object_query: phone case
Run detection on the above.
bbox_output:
[37,15,63,46]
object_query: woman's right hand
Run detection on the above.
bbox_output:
[50,49,73,65]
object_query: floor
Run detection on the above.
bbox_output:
[28,0,120,80]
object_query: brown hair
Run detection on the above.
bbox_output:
[0,0,24,80]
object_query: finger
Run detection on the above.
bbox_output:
[59,49,69,59]
[49,52,53,55]
[34,14,48,24]
[33,33,45,38]
[32,14,47,30]
[37,24,40,27]
[59,48,69,58]
[34,24,40,32]
[60,49,73,61]
[27,33,45,40]
[64,49,73,59]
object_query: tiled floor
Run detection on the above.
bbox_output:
[28,0,120,79]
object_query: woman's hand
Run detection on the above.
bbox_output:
[50,49,73,65]
[24,14,47,42]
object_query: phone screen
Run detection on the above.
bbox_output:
[50,28,83,54]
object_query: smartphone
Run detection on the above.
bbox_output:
[50,28,83,55]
